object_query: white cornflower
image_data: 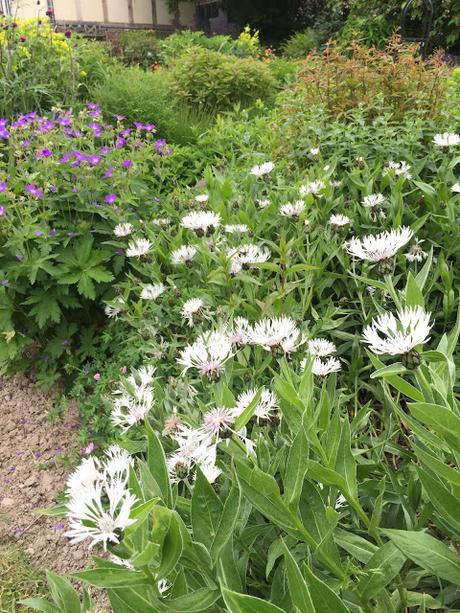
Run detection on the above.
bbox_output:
[346,227,413,263]
[330,180,342,188]
[249,316,304,354]
[103,445,134,482]
[405,240,428,263]
[111,367,155,432]
[202,407,234,436]
[178,329,234,378]
[104,296,126,319]
[362,194,385,208]
[200,462,222,484]
[232,388,279,421]
[181,298,205,327]
[280,200,305,218]
[362,306,433,356]
[299,180,325,196]
[140,283,165,300]
[65,480,136,549]
[227,243,270,274]
[250,161,274,177]
[231,317,251,345]
[195,194,209,203]
[181,211,220,234]
[310,147,320,156]
[66,457,103,497]
[224,224,249,234]
[110,555,134,570]
[433,133,460,147]
[126,238,152,257]
[307,338,337,357]
[256,198,270,208]
[114,223,133,237]
[452,184,460,193]
[167,451,193,483]
[171,245,197,266]
[330,214,351,228]
[301,356,341,376]
[385,161,412,180]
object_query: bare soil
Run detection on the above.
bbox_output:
[0,375,109,610]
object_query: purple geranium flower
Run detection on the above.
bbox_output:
[105,193,118,204]
[25,184,43,199]
[0,181,6,192]
[122,159,132,168]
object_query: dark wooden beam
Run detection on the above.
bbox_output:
[127,0,134,23]
[101,0,108,22]
[151,0,157,25]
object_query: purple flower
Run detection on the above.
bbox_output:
[0,182,6,192]
[104,167,114,178]
[16,254,24,261]
[116,247,124,256]
[35,148,52,159]
[115,137,127,149]
[59,152,71,163]
[115,114,125,121]
[100,146,111,154]
[25,184,43,199]
[34,230,42,237]
[0,128,9,139]
[62,339,69,346]
[21,139,31,148]
[88,153,101,166]
[122,159,132,168]
[1,279,8,286]
[55,522,65,531]
[49,229,57,236]
[64,29,72,38]
[68,231,77,237]
[0,206,5,216]
[105,193,118,204]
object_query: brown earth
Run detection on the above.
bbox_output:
[0,375,109,611]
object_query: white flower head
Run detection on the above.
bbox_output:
[195,194,209,203]
[362,306,433,356]
[181,298,205,327]
[202,406,234,436]
[249,316,304,354]
[227,243,270,275]
[104,296,126,319]
[152,217,171,227]
[307,338,337,357]
[114,223,133,237]
[65,480,136,550]
[346,227,413,262]
[405,240,428,263]
[126,238,152,257]
[280,200,305,218]
[362,194,385,208]
[330,214,351,228]
[231,317,251,345]
[256,198,270,208]
[181,211,220,234]
[433,133,460,147]
[65,446,136,549]
[250,161,275,177]
[178,329,234,379]
[111,367,155,432]
[140,283,165,300]
[385,161,412,180]
[301,356,341,376]
[310,147,320,156]
[299,180,325,196]
[232,388,279,421]
[452,183,460,193]
[171,245,197,266]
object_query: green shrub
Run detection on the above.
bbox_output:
[281,28,317,58]
[90,66,212,144]
[336,13,393,49]
[169,47,276,112]
[159,30,235,64]
[119,30,162,69]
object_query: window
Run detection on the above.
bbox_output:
[0,0,10,15]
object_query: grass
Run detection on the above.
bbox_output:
[0,546,46,612]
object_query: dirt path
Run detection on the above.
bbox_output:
[0,375,108,608]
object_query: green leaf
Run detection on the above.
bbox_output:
[302,564,350,612]
[222,588,286,612]
[86,265,114,283]
[45,571,81,613]
[19,598,60,613]
[152,507,184,578]
[145,419,171,506]
[356,542,406,601]
[210,486,240,559]
[334,528,378,564]
[404,272,424,308]
[73,567,151,588]
[107,587,157,613]
[161,588,221,611]
[370,363,407,379]
[383,530,460,585]
[192,467,223,551]
[409,402,460,452]
[417,467,460,537]
[283,429,309,509]
[281,541,315,612]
